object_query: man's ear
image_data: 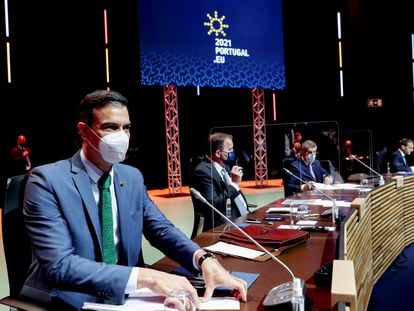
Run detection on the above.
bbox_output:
[77,122,87,138]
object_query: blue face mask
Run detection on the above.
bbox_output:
[224,151,236,165]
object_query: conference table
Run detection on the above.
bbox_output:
[152,187,363,311]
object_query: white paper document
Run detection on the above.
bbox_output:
[278,224,300,230]
[204,241,265,259]
[318,200,351,208]
[278,199,351,208]
[295,220,317,226]
[267,206,298,213]
[82,288,240,310]
[314,182,364,190]
[312,183,338,190]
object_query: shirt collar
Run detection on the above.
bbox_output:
[212,161,225,174]
[80,149,113,184]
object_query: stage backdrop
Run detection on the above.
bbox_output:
[138,0,285,90]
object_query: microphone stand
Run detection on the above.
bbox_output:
[350,154,385,186]
[190,188,304,311]
[283,168,339,225]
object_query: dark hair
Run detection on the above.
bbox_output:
[400,138,414,146]
[207,132,233,155]
[78,90,128,126]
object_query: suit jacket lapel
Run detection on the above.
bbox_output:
[204,159,227,191]
[113,167,131,261]
[71,153,103,246]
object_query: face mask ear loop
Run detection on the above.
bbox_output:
[84,126,102,153]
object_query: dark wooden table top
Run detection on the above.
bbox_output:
[152,189,361,310]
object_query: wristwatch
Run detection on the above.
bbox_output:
[197,251,217,270]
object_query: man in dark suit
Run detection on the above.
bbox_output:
[21,90,247,310]
[190,132,249,232]
[390,138,414,173]
[285,139,333,196]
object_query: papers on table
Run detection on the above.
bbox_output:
[295,220,317,226]
[312,183,338,190]
[278,223,336,231]
[276,199,351,208]
[280,182,370,191]
[204,241,265,259]
[316,182,364,190]
[278,224,300,230]
[200,297,240,310]
[82,288,240,310]
[266,206,298,213]
[397,171,414,176]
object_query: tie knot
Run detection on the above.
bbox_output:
[98,173,111,190]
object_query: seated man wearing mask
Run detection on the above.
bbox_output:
[190,132,249,232]
[285,139,333,197]
[20,90,247,310]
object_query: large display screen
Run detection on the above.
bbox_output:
[138,1,285,90]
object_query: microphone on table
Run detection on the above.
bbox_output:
[190,187,305,310]
[283,168,339,224]
[349,154,385,186]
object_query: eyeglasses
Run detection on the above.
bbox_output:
[305,151,318,155]
[220,149,234,154]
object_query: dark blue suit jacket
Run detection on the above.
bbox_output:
[390,150,412,173]
[285,158,329,196]
[189,157,242,231]
[21,151,200,309]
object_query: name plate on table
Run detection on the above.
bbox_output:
[267,207,298,214]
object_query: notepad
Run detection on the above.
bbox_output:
[204,241,265,259]
[83,288,241,310]
[267,207,298,213]
[296,220,317,226]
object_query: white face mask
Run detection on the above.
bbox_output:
[306,153,316,164]
[87,128,130,164]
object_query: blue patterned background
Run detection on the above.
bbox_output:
[139,0,285,90]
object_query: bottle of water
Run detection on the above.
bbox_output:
[291,278,304,311]
[224,198,232,232]
[386,162,392,180]
[332,199,339,225]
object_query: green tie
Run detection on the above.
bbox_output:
[98,173,116,264]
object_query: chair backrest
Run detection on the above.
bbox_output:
[281,157,295,197]
[374,148,388,173]
[2,174,30,296]
[188,156,204,185]
[188,156,206,238]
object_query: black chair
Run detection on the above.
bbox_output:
[0,174,51,310]
[188,156,206,238]
[374,148,388,173]
[281,157,295,197]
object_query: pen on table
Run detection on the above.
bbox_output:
[245,218,261,224]
[303,213,319,218]
[245,218,274,225]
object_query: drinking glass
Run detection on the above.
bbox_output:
[164,289,196,311]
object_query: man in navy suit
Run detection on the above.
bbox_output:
[390,138,414,173]
[190,132,248,231]
[285,139,333,196]
[21,90,247,310]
